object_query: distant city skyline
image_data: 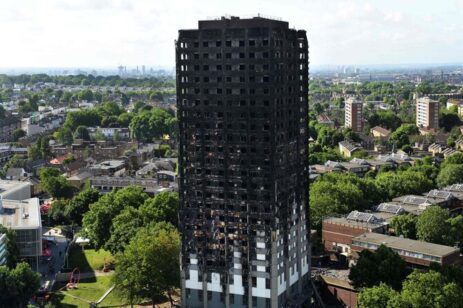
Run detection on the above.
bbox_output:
[1,0,463,68]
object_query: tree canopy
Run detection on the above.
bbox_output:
[309,173,381,228]
[113,222,180,306]
[82,186,149,250]
[0,262,41,307]
[349,245,409,290]
[39,167,75,199]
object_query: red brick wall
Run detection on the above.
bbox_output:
[324,284,358,308]
[322,222,369,251]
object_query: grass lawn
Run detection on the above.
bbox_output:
[55,275,126,308]
[67,246,114,272]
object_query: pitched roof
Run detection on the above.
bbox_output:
[370,126,391,136]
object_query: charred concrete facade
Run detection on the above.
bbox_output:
[176,16,310,308]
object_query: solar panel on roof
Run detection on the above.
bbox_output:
[346,211,378,223]
[376,203,404,214]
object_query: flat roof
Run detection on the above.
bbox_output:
[352,232,459,258]
[0,198,41,230]
[0,180,31,195]
[323,216,385,230]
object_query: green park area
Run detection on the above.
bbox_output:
[54,276,125,308]
[67,246,114,272]
[51,247,122,307]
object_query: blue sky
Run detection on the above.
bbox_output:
[1,0,462,68]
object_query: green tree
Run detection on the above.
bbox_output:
[375,170,433,200]
[390,214,417,239]
[48,200,69,224]
[12,129,26,141]
[389,124,419,148]
[113,223,180,307]
[0,262,41,307]
[440,112,461,132]
[139,192,179,227]
[73,125,90,141]
[54,127,74,145]
[64,188,100,225]
[39,167,75,199]
[436,164,463,188]
[64,110,101,131]
[416,207,450,245]
[310,174,382,228]
[357,283,398,308]
[82,186,149,249]
[105,207,144,255]
[396,271,463,308]
[367,110,402,130]
[349,245,409,290]
[77,89,94,101]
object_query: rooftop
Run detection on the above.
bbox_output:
[197,15,289,30]
[0,180,31,197]
[0,198,41,230]
[352,232,459,258]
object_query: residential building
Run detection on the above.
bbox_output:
[0,117,21,142]
[370,126,391,138]
[351,232,460,267]
[322,211,387,255]
[90,176,177,195]
[88,127,130,140]
[0,198,42,269]
[338,140,362,157]
[0,144,27,164]
[0,233,7,266]
[177,16,310,308]
[416,97,439,130]
[446,99,463,116]
[344,97,363,132]
[88,159,126,176]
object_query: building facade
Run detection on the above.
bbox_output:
[176,16,310,308]
[344,97,363,132]
[416,97,439,130]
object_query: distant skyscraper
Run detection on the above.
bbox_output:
[345,97,363,132]
[416,97,439,130]
[176,16,310,308]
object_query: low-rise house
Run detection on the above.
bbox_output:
[317,114,335,127]
[157,170,177,185]
[428,143,457,157]
[88,127,130,140]
[339,140,362,158]
[0,145,27,164]
[88,159,126,176]
[370,126,391,138]
[5,168,30,181]
[352,233,460,267]
[90,176,177,195]
[322,211,387,255]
